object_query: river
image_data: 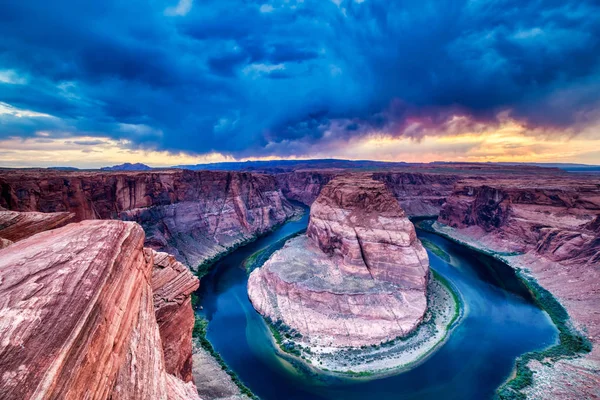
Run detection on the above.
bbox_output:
[196,211,557,399]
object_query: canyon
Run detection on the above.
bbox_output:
[434,177,600,399]
[0,169,299,272]
[248,176,430,350]
[0,163,599,398]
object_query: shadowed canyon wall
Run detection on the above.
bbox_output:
[0,170,299,271]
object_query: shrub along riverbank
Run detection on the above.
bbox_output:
[192,316,258,399]
[415,219,592,400]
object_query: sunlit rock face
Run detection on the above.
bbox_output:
[0,220,200,400]
[0,169,298,271]
[248,175,429,347]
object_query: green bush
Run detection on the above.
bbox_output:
[192,315,258,399]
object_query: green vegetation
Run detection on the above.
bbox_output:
[420,238,451,263]
[190,292,200,309]
[192,316,258,399]
[264,316,303,357]
[417,219,591,399]
[431,270,461,327]
[345,370,375,378]
[243,229,306,273]
[497,273,592,400]
[195,209,306,279]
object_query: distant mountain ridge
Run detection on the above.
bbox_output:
[15,159,597,173]
[171,159,412,172]
[100,162,152,171]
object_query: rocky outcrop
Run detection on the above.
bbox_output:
[151,250,200,383]
[248,175,429,347]
[0,220,200,400]
[0,169,299,270]
[436,177,600,398]
[0,209,74,243]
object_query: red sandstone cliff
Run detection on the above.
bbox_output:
[274,170,459,217]
[0,209,74,244]
[0,169,299,270]
[436,177,600,398]
[372,172,459,217]
[0,220,200,400]
[151,250,200,383]
[249,175,429,347]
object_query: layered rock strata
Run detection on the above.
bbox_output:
[372,172,459,217]
[0,169,298,270]
[151,250,200,383]
[0,209,74,243]
[274,170,459,217]
[0,220,200,400]
[248,176,429,347]
[436,178,600,398]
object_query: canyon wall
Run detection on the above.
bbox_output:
[372,172,459,217]
[0,220,200,400]
[436,177,600,398]
[151,250,200,383]
[249,175,429,347]
[274,170,459,217]
[0,170,299,270]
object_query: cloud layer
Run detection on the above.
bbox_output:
[1,0,599,160]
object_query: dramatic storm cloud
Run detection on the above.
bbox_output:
[0,0,599,163]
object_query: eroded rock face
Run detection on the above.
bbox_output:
[0,169,298,270]
[248,175,429,347]
[373,172,459,217]
[0,220,200,400]
[274,171,337,205]
[0,209,74,243]
[436,177,600,398]
[273,170,459,217]
[151,250,200,383]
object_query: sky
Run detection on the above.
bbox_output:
[1,0,599,168]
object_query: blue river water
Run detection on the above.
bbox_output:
[196,212,557,400]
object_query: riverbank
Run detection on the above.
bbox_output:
[416,219,594,400]
[261,268,462,379]
[191,207,306,399]
[195,205,306,278]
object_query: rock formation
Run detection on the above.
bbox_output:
[372,172,459,217]
[151,250,200,383]
[248,175,429,347]
[0,169,299,270]
[0,220,200,400]
[0,209,74,243]
[274,171,337,205]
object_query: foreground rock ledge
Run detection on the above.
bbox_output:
[0,220,200,400]
[248,175,430,348]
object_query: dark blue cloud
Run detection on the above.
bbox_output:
[0,0,599,157]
